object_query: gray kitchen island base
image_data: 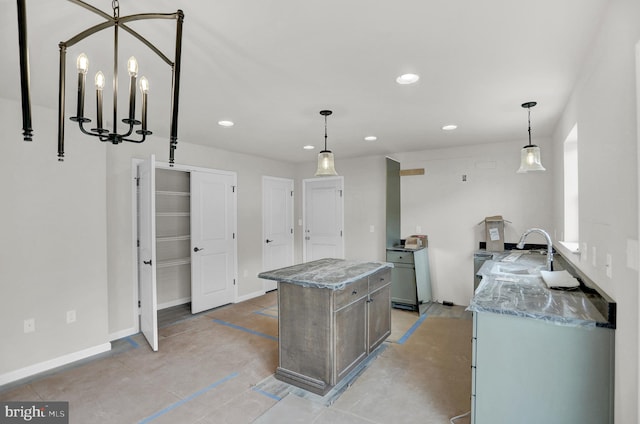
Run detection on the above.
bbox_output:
[259,259,393,396]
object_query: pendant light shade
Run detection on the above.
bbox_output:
[517,101,546,173]
[315,110,338,176]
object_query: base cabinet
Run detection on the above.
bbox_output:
[471,312,614,424]
[386,248,431,310]
[276,269,391,395]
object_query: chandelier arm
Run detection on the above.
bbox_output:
[77,121,104,138]
[57,44,66,161]
[121,134,147,144]
[16,0,33,141]
[119,13,182,66]
[61,9,178,67]
[168,10,185,167]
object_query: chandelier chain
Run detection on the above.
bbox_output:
[112,0,119,18]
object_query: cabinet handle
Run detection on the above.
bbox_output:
[143,260,152,266]
[194,247,204,252]
[352,290,358,295]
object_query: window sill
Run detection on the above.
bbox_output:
[558,241,580,254]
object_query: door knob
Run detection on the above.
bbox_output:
[265,239,273,244]
[143,260,152,265]
[193,247,204,252]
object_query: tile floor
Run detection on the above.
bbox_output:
[0,292,472,423]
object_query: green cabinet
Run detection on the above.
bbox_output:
[471,311,614,423]
[386,247,432,312]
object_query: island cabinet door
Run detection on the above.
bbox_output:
[334,296,368,382]
[367,284,391,352]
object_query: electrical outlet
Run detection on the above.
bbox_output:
[581,242,588,263]
[606,254,612,278]
[24,318,35,333]
[369,225,375,233]
[66,310,76,324]
[592,246,597,267]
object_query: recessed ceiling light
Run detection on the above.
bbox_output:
[218,120,234,127]
[396,73,420,85]
[303,145,315,150]
[364,136,378,141]
[442,124,458,131]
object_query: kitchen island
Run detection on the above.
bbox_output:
[468,251,615,424]
[258,258,393,395]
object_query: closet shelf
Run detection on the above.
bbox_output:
[157,235,191,242]
[157,258,191,268]
[156,190,190,197]
[156,212,190,217]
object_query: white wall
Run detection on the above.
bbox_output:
[293,155,388,264]
[551,0,640,421]
[0,99,110,380]
[394,139,553,305]
[106,137,298,338]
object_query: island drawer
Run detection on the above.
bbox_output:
[369,269,391,292]
[334,278,368,310]
[386,251,415,264]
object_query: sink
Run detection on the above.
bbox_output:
[491,263,534,276]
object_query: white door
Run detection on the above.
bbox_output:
[191,171,237,314]
[138,155,158,351]
[262,177,294,291]
[303,177,344,262]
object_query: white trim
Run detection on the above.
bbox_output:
[109,327,138,342]
[0,343,112,386]
[235,289,266,303]
[131,158,142,335]
[635,39,640,422]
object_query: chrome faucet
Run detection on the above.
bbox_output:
[516,228,553,271]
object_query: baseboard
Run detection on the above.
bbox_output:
[109,326,138,342]
[235,290,266,303]
[158,297,191,310]
[0,342,112,387]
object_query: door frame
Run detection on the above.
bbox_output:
[262,176,295,291]
[131,159,238,334]
[302,176,345,262]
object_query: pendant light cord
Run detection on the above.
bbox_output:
[521,101,537,147]
[324,114,328,151]
[527,106,532,147]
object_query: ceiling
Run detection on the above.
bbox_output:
[1,0,609,164]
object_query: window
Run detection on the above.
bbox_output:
[563,124,579,250]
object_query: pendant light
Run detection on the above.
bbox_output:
[517,101,545,173]
[315,110,338,176]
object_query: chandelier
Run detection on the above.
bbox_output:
[16,0,185,166]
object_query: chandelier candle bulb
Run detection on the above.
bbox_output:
[127,57,138,122]
[76,53,88,119]
[95,71,105,130]
[140,76,149,132]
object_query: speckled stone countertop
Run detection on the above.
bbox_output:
[258,258,393,290]
[468,251,615,328]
